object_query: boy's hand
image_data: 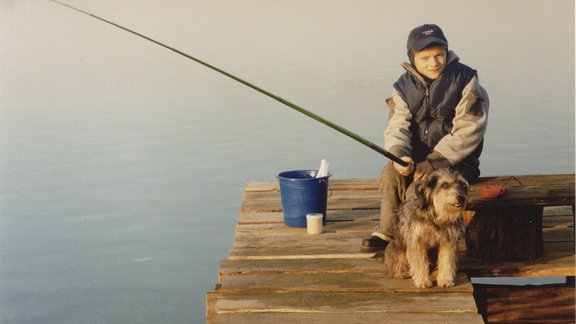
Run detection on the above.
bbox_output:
[394,157,414,176]
[414,160,434,181]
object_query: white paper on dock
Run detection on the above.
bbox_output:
[316,159,329,178]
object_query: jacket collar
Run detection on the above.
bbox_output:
[401,50,460,86]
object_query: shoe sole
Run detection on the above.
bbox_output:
[360,245,386,253]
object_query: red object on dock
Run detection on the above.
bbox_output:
[481,185,506,199]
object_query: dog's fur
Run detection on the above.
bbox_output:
[383,169,468,288]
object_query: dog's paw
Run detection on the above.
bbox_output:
[437,279,455,288]
[413,278,433,288]
[391,272,411,279]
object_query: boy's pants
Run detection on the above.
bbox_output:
[374,161,414,241]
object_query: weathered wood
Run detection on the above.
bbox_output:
[206,292,218,324]
[238,209,379,224]
[543,205,576,216]
[219,271,473,294]
[222,249,576,280]
[229,232,373,259]
[466,174,575,211]
[219,258,385,279]
[545,227,576,241]
[207,177,575,323]
[241,190,380,213]
[209,312,485,324]
[460,252,575,278]
[234,220,376,237]
[466,207,544,261]
[244,178,379,192]
[244,174,575,194]
[471,174,574,188]
[243,174,575,211]
[473,281,575,323]
[215,291,478,314]
[466,183,575,209]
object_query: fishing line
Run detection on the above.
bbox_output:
[48,0,408,167]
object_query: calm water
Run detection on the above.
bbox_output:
[1,0,574,323]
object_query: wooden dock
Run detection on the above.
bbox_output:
[207,176,575,323]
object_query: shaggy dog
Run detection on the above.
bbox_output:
[383,169,469,288]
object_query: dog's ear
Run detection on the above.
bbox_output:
[414,181,430,209]
[415,174,438,209]
[414,182,424,198]
[426,174,438,190]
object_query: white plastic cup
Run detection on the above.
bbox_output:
[306,213,324,234]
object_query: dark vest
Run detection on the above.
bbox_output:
[393,60,483,169]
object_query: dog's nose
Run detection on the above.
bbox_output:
[457,195,466,204]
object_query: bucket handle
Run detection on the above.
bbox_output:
[320,178,333,198]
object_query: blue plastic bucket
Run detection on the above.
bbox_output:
[277,170,331,227]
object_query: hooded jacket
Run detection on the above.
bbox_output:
[384,51,489,178]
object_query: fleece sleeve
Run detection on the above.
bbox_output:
[384,89,413,158]
[430,76,489,167]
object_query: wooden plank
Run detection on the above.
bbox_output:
[237,212,284,224]
[241,180,381,214]
[471,173,574,187]
[238,209,379,224]
[543,227,575,242]
[243,180,277,192]
[244,188,382,201]
[235,223,315,236]
[241,191,380,214]
[208,311,485,324]
[241,198,380,214]
[234,220,376,237]
[219,258,385,279]
[544,241,576,254]
[322,209,381,222]
[214,291,479,314]
[224,248,576,280]
[460,252,576,277]
[543,205,574,216]
[235,207,570,239]
[232,230,461,259]
[242,186,575,213]
[245,174,574,193]
[463,174,575,208]
[467,184,575,209]
[206,292,218,324]
[208,177,575,323]
[543,215,574,228]
[230,232,370,259]
[219,271,474,294]
[237,205,571,226]
[478,283,575,324]
[243,175,575,212]
[244,178,379,192]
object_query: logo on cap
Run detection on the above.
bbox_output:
[407,24,448,52]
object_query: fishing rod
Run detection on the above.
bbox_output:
[48,0,409,167]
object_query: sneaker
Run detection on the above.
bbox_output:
[361,235,389,252]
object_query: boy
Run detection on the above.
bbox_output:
[361,24,489,252]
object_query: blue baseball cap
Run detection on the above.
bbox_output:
[407,24,448,51]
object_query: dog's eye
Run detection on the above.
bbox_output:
[460,182,468,191]
[440,182,451,189]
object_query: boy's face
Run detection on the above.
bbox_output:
[412,45,447,80]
